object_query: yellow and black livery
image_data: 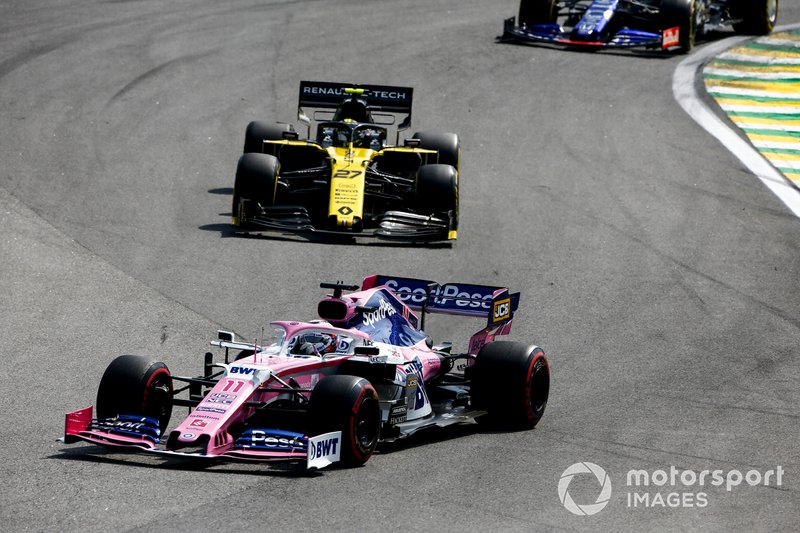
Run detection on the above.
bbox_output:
[232,81,459,242]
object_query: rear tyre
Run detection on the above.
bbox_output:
[96,355,173,435]
[232,153,280,225]
[661,0,696,53]
[412,131,460,172]
[243,121,295,153]
[731,0,777,35]
[518,0,558,26]
[416,164,458,231]
[471,342,550,429]
[309,375,381,467]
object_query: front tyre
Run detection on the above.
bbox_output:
[243,121,295,153]
[309,375,381,467]
[471,342,550,429]
[731,0,778,35]
[412,131,460,172]
[416,164,458,231]
[661,0,696,53]
[232,153,280,225]
[519,0,558,26]
[96,355,173,435]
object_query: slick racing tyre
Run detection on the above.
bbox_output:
[412,131,460,172]
[232,153,279,225]
[471,342,550,429]
[96,355,173,435]
[309,375,381,467]
[731,0,777,35]
[518,0,558,26]
[416,164,458,230]
[661,0,697,53]
[243,121,295,154]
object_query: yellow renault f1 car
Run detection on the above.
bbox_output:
[232,81,459,242]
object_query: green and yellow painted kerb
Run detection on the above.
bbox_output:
[704,31,800,186]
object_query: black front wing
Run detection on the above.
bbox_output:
[236,206,455,243]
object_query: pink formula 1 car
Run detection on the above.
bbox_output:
[62,276,550,469]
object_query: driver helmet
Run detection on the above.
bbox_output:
[297,332,338,356]
[335,98,371,123]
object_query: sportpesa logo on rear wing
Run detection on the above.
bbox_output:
[361,275,520,326]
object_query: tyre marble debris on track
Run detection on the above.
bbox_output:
[704,30,800,188]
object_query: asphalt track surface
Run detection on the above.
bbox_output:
[1,1,799,531]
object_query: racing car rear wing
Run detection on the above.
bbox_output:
[361,275,520,329]
[298,81,414,130]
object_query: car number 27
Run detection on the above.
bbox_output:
[334,170,363,179]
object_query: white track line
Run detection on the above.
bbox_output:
[706,86,800,98]
[704,67,800,78]
[673,29,800,218]
[717,52,800,64]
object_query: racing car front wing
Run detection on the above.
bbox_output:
[237,206,456,242]
[500,17,670,50]
[61,407,342,469]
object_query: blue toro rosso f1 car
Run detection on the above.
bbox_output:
[500,0,778,53]
[61,276,550,469]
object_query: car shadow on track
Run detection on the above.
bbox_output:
[376,424,481,455]
[375,421,536,455]
[495,39,675,58]
[202,187,453,248]
[52,422,530,476]
[200,224,453,249]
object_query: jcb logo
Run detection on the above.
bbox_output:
[333,169,363,179]
[493,298,511,322]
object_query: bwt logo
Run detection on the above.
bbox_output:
[230,366,255,375]
[493,298,511,322]
[308,436,339,460]
[558,462,612,516]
